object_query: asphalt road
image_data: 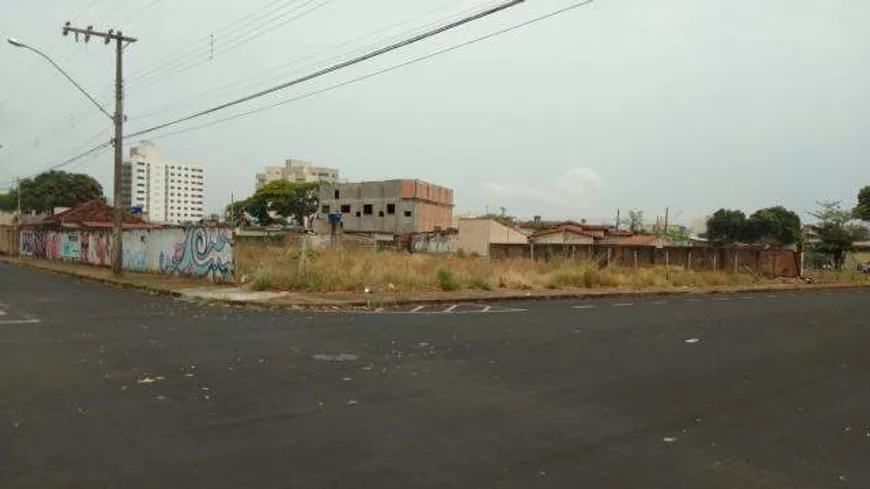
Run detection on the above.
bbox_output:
[2,263,870,488]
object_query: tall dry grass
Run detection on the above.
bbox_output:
[236,243,773,293]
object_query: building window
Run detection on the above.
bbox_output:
[363,204,373,215]
[355,211,361,218]
[334,190,340,199]
[404,210,412,217]
[340,204,351,213]
[387,204,396,215]
[378,211,385,217]
[321,205,330,214]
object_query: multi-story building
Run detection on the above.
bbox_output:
[121,142,205,225]
[317,179,453,235]
[255,159,340,189]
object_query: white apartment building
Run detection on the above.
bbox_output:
[255,158,341,189]
[121,142,205,224]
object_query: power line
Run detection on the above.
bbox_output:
[129,0,498,121]
[122,0,313,87]
[141,0,596,142]
[127,0,525,139]
[0,139,113,187]
[126,0,336,91]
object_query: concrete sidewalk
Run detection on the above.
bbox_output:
[4,255,870,309]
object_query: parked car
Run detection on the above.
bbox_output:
[858,262,870,274]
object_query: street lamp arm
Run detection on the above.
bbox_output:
[7,38,112,121]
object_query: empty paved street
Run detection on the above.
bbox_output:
[1,262,869,488]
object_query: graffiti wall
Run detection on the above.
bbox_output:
[20,227,234,282]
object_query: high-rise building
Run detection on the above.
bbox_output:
[121,142,205,224]
[255,159,341,189]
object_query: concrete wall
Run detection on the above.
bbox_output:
[534,231,594,245]
[0,226,15,255]
[20,227,233,282]
[458,219,528,256]
[409,232,458,253]
[488,243,803,278]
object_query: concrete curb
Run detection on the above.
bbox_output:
[0,257,183,299]
[286,282,870,309]
[4,256,870,310]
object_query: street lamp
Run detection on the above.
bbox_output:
[6,38,112,120]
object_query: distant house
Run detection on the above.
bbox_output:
[31,201,158,230]
[603,234,677,247]
[457,218,527,256]
[531,224,597,245]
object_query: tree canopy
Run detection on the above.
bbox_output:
[230,181,321,227]
[0,171,104,214]
[855,185,870,222]
[746,206,801,246]
[809,200,867,268]
[706,209,748,243]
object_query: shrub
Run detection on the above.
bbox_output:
[437,268,460,291]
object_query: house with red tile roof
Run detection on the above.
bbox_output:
[35,200,160,230]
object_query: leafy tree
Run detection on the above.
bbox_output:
[706,209,748,243]
[626,210,644,233]
[808,200,867,269]
[240,180,321,227]
[483,207,516,226]
[746,206,801,246]
[0,192,13,212]
[224,201,250,227]
[6,171,104,214]
[855,185,870,222]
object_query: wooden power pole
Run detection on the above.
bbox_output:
[62,23,137,275]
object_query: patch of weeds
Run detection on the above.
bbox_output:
[437,268,460,291]
[468,276,493,291]
[250,268,276,291]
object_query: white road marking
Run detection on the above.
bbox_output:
[613,303,634,307]
[714,297,731,301]
[0,319,41,325]
[765,295,777,298]
[685,298,702,303]
[573,305,597,309]
[739,296,754,300]
[652,300,667,305]
[384,305,527,315]
[0,310,5,316]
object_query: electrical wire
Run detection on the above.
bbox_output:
[140,0,595,142]
[129,0,499,121]
[126,0,337,91]
[126,0,525,139]
[122,0,313,86]
[0,139,113,187]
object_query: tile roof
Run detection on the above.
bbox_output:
[40,200,154,228]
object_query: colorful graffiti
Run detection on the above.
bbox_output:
[20,227,234,282]
[159,228,233,281]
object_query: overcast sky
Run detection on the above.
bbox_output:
[1,0,868,225]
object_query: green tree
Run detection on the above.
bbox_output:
[626,210,644,233]
[224,201,250,227]
[8,171,104,214]
[746,206,801,246]
[240,180,321,227]
[0,192,14,212]
[855,185,870,222]
[808,200,867,269]
[706,209,748,243]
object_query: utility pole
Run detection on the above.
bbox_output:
[62,23,137,275]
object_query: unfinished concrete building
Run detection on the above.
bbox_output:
[318,179,453,235]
